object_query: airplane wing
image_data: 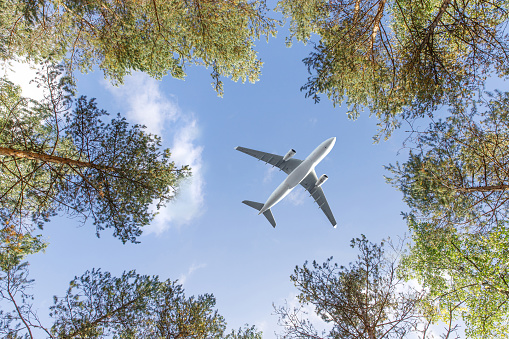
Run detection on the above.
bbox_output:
[299,170,337,227]
[235,146,302,175]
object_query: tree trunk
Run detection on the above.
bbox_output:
[0,147,115,172]
[416,0,452,53]
[457,184,509,193]
[369,0,386,55]
[354,0,361,21]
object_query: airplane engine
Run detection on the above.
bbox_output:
[283,149,296,161]
[315,174,328,187]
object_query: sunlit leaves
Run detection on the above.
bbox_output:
[2,0,278,95]
[0,223,46,271]
[402,218,509,337]
[2,266,262,338]
[389,92,509,336]
[278,0,509,139]
[387,92,509,233]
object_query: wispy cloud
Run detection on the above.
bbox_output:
[254,320,269,336]
[286,189,307,206]
[178,262,207,285]
[105,73,205,234]
[263,166,278,184]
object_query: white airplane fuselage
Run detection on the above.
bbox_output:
[259,137,336,215]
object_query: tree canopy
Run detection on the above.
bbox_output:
[385,81,509,336]
[386,91,509,233]
[0,65,189,243]
[3,0,509,337]
[384,88,509,336]
[1,0,277,95]
[1,266,262,338]
[277,0,509,139]
[275,235,431,339]
[401,217,509,338]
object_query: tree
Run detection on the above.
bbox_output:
[274,235,432,339]
[401,217,509,338]
[1,0,277,95]
[0,64,189,243]
[386,91,509,337]
[277,0,509,139]
[386,91,509,234]
[0,225,48,339]
[1,267,262,338]
[0,262,52,338]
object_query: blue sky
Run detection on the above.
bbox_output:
[8,28,413,337]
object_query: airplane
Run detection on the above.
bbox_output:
[235,137,337,228]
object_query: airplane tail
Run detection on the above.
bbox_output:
[242,200,276,228]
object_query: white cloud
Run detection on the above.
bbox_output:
[286,189,307,206]
[1,60,46,101]
[263,166,278,184]
[105,72,205,234]
[104,73,179,136]
[178,262,207,285]
[149,118,205,233]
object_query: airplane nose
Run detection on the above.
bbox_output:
[329,137,336,147]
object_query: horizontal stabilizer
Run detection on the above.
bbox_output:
[242,200,264,211]
[262,209,276,228]
[242,200,276,228]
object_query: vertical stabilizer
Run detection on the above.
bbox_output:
[242,200,277,228]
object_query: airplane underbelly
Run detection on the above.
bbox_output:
[264,181,292,210]
[263,161,314,211]
[287,162,313,188]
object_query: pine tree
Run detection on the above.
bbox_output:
[0,65,189,243]
[277,0,509,139]
[1,0,277,95]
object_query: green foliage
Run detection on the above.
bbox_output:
[277,0,509,139]
[275,235,427,339]
[388,91,509,336]
[0,65,189,243]
[401,218,509,338]
[2,0,278,95]
[226,324,263,339]
[0,266,262,338]
[0,262,40,339]
[386,92,509,233]
[0,224,46,339]
[0,229,48,338]
[0,0,66,63]
[0,67,74,229]
[48,269,261,338]
[0,224,46,272]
